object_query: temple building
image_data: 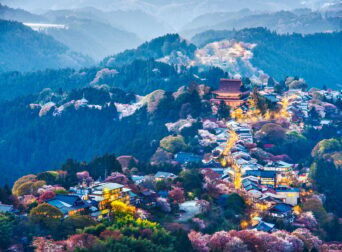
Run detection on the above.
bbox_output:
[212,79,247,107]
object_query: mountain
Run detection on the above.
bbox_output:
[0,3,46,22]
[99,9,174,40]
[0,20,93,72]
[182,9,342,38]
[40,16,142,60]
[0,6,142,61]
[192,28,342,89]
[101,34,197,67]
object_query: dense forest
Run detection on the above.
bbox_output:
[0,59,226,101]
[192,27,342,89]
[0,84,212,184]
[0,20,93,72]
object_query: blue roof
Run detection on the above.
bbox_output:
[270,203,292,213]
[245,170,276,178]
[46,194,88,215]
[254,221,275,232]
[242,179,259,189]
[0,204,14,213]
[175,152,202,164]
[51,194,81,205]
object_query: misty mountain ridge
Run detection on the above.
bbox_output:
[2,0,341,30]
[0,5,173,60]
[181,8,342,38]
[0,19,93,72]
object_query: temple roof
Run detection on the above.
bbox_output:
[216,79,242,94]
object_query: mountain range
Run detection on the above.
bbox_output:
[1,2,341,65]
[3,0,341,29]
[181,8,342,38]
[0,29,341,101]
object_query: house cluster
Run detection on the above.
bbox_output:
[286,89,311,120]
[42,170,179,221]
[222,120,302,231]
[40,181,133,220]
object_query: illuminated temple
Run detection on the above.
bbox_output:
[211,79,246,107]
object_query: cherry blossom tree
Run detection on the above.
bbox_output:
[273,230,304,252]
[66,233,98,251]
[204,183,220,198]
[33,237,65,252]
[202,169,220,182]
[188,231,210,252]
[292,228,322,251]
[156,197,171,213]
[105,172,128,185]
[76,171,90,181]
[296,211,318,230]
[169,187,185,204]
[196,200,210,213]
[192,218,206,230]
[38,190,56,203]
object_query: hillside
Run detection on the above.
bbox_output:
[0,20,93,72]
[0,84,211,184]
[192,28,342,89]
[0,59,225,101]
[101,34,197,67]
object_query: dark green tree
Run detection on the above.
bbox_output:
[217,100,231,120]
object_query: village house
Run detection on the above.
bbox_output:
[252,219,276,233]
[70,182,131,219]
[242,178,263,199]
[268,203,294,222]
[275,187,300,206]
[46,194,90,217]
[154,171,177,181]
[244,170,277,188]
[263,161,294,172]
[138,190,158,207]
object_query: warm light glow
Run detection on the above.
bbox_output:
[293,205,302,215]
[240,220,249,229]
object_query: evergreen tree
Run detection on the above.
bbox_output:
[217,101,231,120]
